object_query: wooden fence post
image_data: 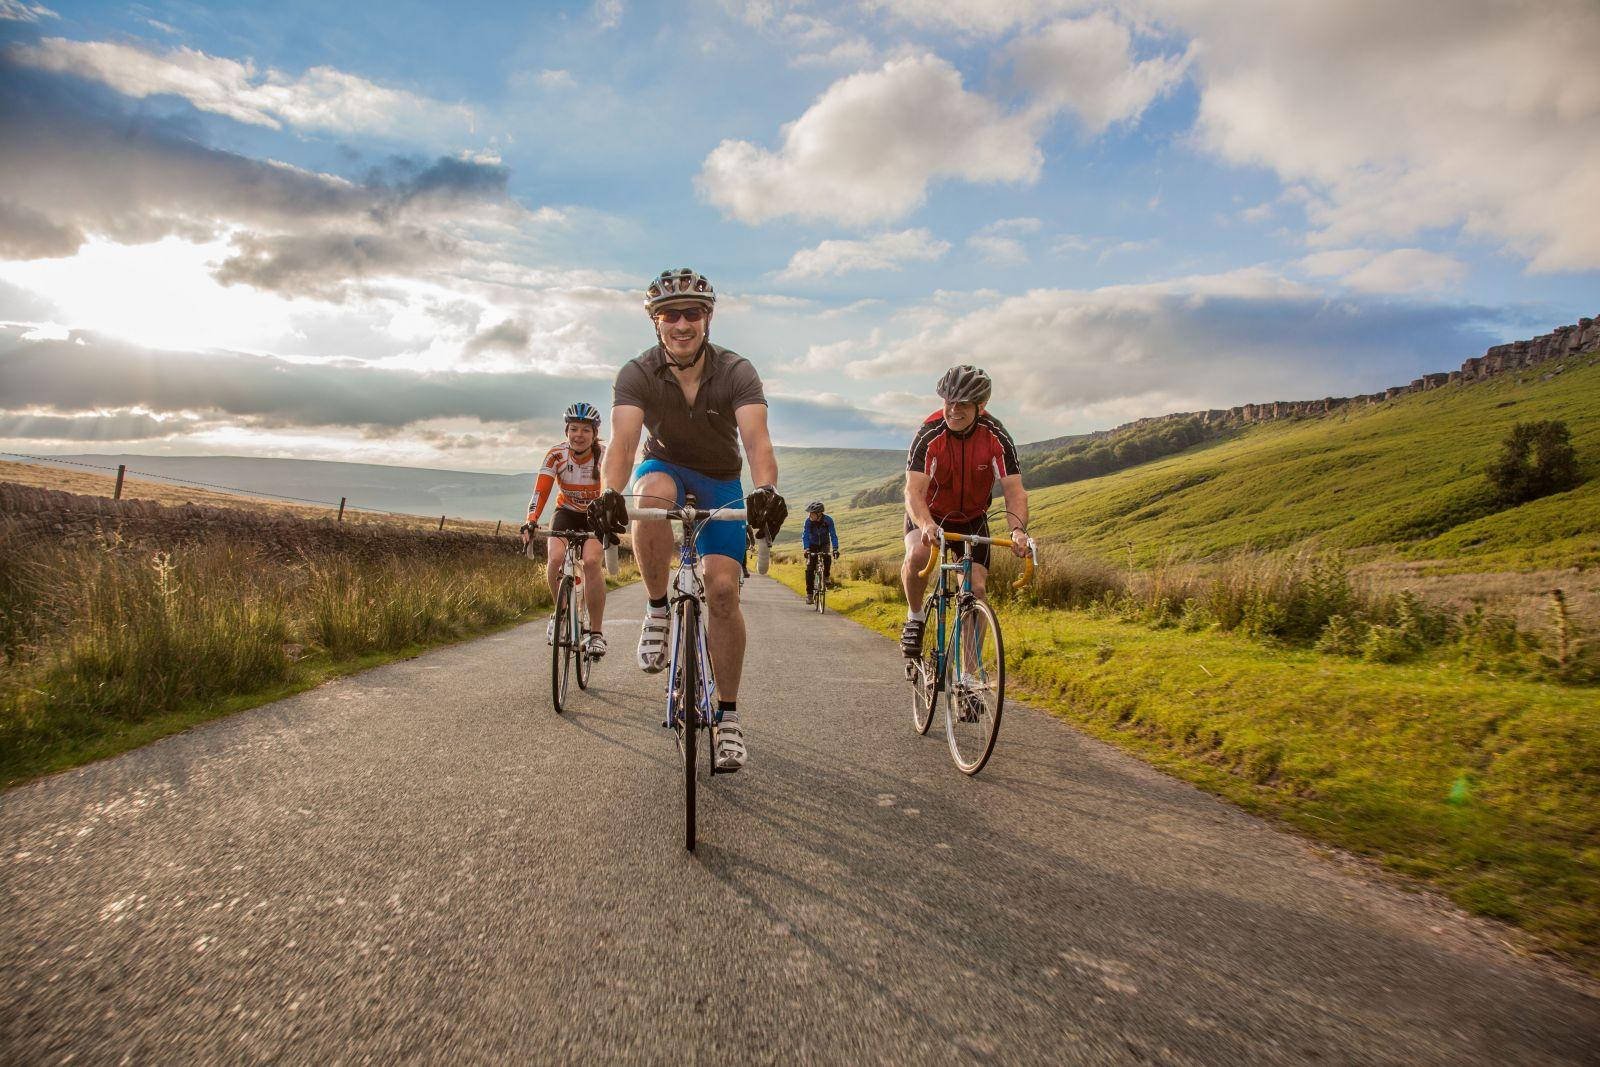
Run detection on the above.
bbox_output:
[438,514,445,531]
[338,497,346,522]
[113,464,126,500]
[494,520,501,536]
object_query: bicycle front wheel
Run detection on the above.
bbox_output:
[945,598,1004,775]
[575,591,591,691]
[675,600,700,851]
[910,593,939,735]
[816,569,826,614]
[550,577,574,713]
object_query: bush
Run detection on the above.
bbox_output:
[1488,419,1580,505]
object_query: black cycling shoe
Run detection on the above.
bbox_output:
[899,618,925,658]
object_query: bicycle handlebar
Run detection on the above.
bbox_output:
[623,507,769,574]
[916,529,1037,588]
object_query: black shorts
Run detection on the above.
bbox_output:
[905,513,991,569]
[550,507,591,541]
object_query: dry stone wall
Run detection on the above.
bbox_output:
[0,483,533,562]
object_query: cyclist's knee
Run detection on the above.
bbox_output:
[632,471,677,506]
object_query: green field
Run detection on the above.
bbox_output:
[823,354,1600,571]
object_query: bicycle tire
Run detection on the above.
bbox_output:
[677,599,699,851]
[550,577,573,713]
[945,597,1004,775]
[574,585,591,691]
[910,592,940,735]
[816,564,826,615]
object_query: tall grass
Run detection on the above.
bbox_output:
[0,534,549,783]
[837,545,1594,683]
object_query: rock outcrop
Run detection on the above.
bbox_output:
[1118,316,1599,434]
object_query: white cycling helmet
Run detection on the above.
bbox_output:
[645,267,716,318]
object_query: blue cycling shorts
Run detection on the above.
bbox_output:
[631,458,746,562]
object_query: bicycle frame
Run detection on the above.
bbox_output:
[544,530,594,648]
[625,505,750,744]
[918,527,1036,690]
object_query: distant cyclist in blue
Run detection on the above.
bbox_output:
[802,501,840,605]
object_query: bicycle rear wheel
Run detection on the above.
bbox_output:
[675,600,700,850]
[945,597,1004,775]
[550,577,573,713]
[909,593,939,735]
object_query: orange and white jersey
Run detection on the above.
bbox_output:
[527,443,603,521]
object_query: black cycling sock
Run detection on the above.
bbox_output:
[648,594,669,611]
[716,699,738,724]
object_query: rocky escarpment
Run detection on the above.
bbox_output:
[1131,315,1600,432]
[0,482,529,562]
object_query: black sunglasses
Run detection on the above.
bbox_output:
[656,307,706,324]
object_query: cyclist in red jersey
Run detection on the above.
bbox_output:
[899,365,1031,658]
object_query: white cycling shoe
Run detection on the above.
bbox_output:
[637,610,669,673]
[713,721,747,772]
[582,631,608,658]
[545,614,556,645]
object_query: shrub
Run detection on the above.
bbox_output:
[1487,419,1580,505]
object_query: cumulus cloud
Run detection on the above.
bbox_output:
[847,271,1502,425]
[462,318,532,357]
[867,0,1088,37]
[10,37,475,139]
[1164,0,1600,271]
[775,228,950,280]
[697,54,1042,226]
[1300,248,1467,295]
[1009,12,1190,133]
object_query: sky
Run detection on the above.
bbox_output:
[1,0,1597,473]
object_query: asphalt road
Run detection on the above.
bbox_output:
[3,578,1597,1064]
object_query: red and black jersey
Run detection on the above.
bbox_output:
[906,410,1021,522]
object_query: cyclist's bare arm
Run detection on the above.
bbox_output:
[999,472,1030,556]
[734,404,778,489]
[605,404,645,492]
[904,470,939,545]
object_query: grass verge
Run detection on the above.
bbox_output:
[771,562,1600,976]
[0,536,636,788]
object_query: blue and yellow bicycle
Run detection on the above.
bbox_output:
[909,526,1035,775]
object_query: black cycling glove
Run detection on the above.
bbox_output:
[744,485,787,541]
[588,489,628,546]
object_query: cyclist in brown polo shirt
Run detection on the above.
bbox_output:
[589,268,787,772]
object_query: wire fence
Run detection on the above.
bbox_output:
[1,451,516,535]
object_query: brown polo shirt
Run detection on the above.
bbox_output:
[612,343,766,480]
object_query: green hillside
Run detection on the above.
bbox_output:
[826,354,1600,570]
[770,445,902,511]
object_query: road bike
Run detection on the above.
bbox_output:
[908,526,1035,775]
[538,527,600,714]
[623,497,768,850]
[806,552,828,615]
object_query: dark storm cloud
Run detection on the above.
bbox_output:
[0,411,195,440]
[0,330,597,431]
[0,57,516,296]
[213,227,461,302]
[0,197,84,258]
